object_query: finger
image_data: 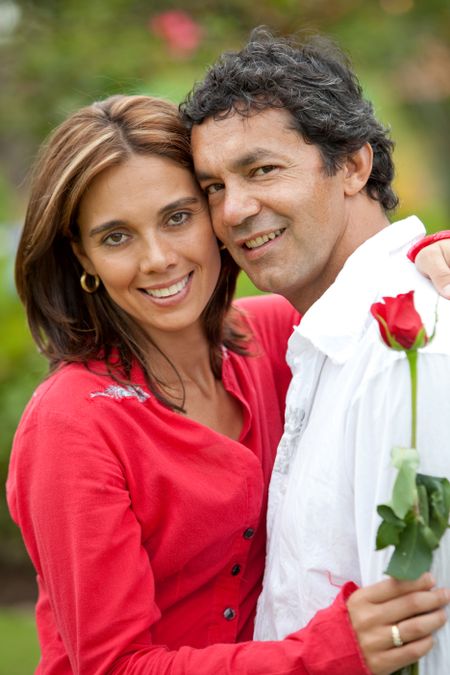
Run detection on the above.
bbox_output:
[361,573,435,604]
[380,587,450,624]
[396,607,447,645]
[416,244,450,299]
[373,636,435,675]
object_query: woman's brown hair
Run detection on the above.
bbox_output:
[15,94,243,410]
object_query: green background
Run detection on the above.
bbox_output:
[0,0,448,670]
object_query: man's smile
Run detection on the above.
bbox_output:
[242,228,286,250]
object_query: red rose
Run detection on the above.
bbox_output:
[370,290,429,350]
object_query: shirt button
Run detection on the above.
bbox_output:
[243,527,255,539]
[231,564,241,576]
[223,607,236,621]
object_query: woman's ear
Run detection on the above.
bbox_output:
[343,142,373,196]
[70,239,96,276]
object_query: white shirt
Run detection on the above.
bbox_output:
[254,217,450,673]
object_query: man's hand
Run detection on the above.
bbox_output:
[347,573,449,675]
[415,240,450,299]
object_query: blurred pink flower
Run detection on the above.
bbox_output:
[150,10,202,57]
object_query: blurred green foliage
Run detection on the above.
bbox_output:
[0,608,40,674]
[0,0,449,581]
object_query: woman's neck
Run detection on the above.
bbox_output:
[143,322,243,439]
[146,323,215,392]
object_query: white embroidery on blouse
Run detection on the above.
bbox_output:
[90,385,150,403]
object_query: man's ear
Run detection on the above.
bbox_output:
[343,142,373,196]
[70,239,96,276]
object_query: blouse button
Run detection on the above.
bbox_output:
[243,527,255,539]
[231,564,241,576]
[223,607,236,621]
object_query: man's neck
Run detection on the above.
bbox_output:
[291,200,390,314]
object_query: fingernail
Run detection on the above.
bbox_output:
[422,572,435,584]
[442,284,450,298]
[444,589,450,601]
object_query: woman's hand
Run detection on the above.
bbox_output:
[415,240,450,299]
[347,573,449,675]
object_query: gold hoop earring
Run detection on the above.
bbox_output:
[80,271,100,293]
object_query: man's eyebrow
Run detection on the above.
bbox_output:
[232,149,275,169]
[88,198,201,237]
[195,149,275,182]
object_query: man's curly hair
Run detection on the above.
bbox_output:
[180,27,398,212]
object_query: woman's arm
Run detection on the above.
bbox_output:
[7,386,448,674]
[8,399,366,675]
[409,231,450,299]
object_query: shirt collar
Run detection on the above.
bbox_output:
[288,216,426,365]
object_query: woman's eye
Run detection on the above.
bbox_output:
[103,231,128,246]
[168,211,189,226]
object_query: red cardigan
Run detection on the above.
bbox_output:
[7,294,369,674]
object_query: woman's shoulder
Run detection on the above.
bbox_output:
[21,360,150,424]
[32,361,108,400]
[229,294,300,370]
[233,294,300,339]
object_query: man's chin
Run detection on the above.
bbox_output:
[242,270,287,296]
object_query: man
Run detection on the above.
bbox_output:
[181,28,450,672]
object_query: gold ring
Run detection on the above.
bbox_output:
[391,624,404,648]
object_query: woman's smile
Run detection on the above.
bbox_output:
[139,271,193,304]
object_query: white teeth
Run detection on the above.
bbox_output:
[145,274,190,298]
[244,229,284,249]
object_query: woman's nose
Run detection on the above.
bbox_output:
[139,236,178,274]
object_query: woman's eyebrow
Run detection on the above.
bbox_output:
[88,198,201,237]
[89,220,126,238]
[158,197,200,217]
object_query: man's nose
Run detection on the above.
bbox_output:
[222,185,260,229]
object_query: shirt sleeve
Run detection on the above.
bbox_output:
[110,583,369,675]
[9,406,369,675]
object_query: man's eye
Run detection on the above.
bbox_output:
[205,183,224,195]
[103,232,128,246]
[253,165,276,176]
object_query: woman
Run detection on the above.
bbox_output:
[7,95,449,674]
